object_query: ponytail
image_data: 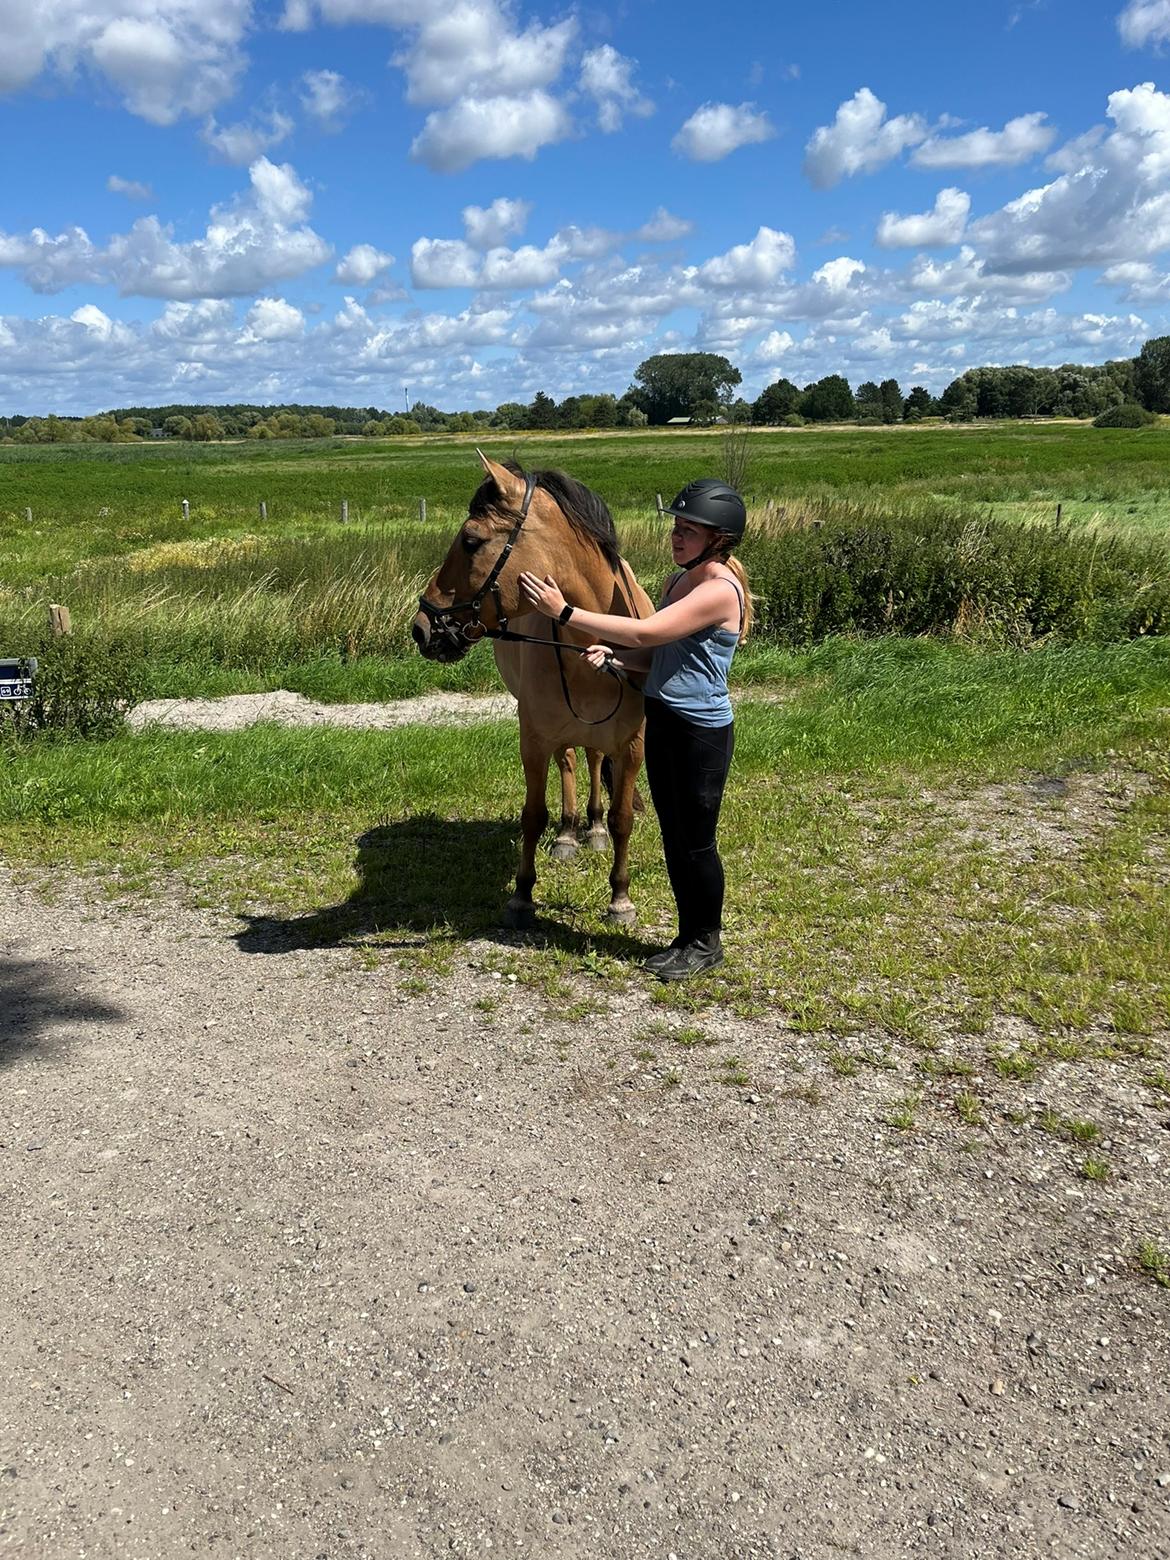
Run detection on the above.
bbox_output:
[714,540,754,643]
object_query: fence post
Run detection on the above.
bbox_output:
[418,498,427,523]
[260,501,268,522]
[181,498,189,521]
[340,499,349,524]
[25,507,32,523]
[656,493,664,514]
[1055,503,1062,523]
[48,603,72,637]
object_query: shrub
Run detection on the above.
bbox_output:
[739,503,1170,647]
[0,631,143,743]
[782,413,805,427]
[1093,403,1156,428]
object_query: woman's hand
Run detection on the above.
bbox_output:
[519,571,566,618]
[583,643,617,673]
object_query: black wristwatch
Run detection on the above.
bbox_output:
[558,604,575,624]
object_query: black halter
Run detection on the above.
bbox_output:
[416,474,538,653]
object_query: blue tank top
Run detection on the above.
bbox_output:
[644,572,743,728]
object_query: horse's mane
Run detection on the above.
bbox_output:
[470,461,621,571]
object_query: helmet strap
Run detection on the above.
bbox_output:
[680,532,728,571]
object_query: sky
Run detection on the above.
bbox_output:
[1,0,1169,415]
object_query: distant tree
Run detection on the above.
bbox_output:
[879,378,903,423]
[492,402,528,429]
[903,386,933,420]
[752,378,800,424]
[189,413,224,441]
[526,391,556,429]
[629,352,742,424]
[799,375,855,422]
[1134,335,1170,413]
[855,381,883,422]
[556,395,585,429]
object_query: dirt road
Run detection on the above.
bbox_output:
[2,866,1168,1559]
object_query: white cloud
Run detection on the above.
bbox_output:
[754,329,795,362]
[877,188,971,248]
[672,102,774,162]
[0,158,330,299]
[906,246,1071,302]
[411,89,572,172]
[1100,259,1170,300]
[804,88,927,187]
[335,245,395,285]
[1119,1,1170,47]
[394,3,575,107]
[300,69,363,130]
[912,113,1055,169]
[242,297,305,340]
[811,256,866,293]
[695,227,795,288]
[1,1,253,123]
[478,244,565,288]
[462,197,531,249]
[579,44,652,133]
[410,237,481,288]
[970,82,1170,273]
[636,208,692,243]
[107,175,153,202]
[202,109,295,165]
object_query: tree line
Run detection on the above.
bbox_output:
[4,337,1169,445]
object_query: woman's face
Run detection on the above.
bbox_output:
[669,516,711,566]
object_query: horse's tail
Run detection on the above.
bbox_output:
[600,755,645,813]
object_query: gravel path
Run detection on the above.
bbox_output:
[2,865,1169,1559]
[127,690,517,732]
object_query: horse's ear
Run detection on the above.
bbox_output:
[476,449,527,508]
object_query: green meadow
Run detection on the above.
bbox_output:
[2,423,1168,1084]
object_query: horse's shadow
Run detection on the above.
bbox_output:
[233,813,658,961]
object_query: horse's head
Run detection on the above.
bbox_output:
[413,451,553,662]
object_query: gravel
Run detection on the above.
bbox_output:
[2,862,1169,1559]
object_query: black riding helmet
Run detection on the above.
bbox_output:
[661,478,747,542]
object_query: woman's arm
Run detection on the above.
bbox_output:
[519,570,737,648]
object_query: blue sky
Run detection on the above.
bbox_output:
[1,0,1169,414]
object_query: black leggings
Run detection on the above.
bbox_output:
[643,697,735,943]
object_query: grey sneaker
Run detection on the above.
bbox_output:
[656,935,724,983]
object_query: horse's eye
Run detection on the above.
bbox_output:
[461,532,485,554]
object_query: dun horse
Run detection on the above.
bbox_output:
[413,453,653,928]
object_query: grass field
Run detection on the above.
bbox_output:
[3,422,1169,701]
[2,425,1168,1151]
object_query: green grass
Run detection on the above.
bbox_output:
[3,425,1167,698]
[3,636,1167,1066]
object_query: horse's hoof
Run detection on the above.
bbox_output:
[550,839,578,861]
[603,904,637,926]
[586,832,609,854]
[503,904,536,931]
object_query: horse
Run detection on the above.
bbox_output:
[412,452,653,929]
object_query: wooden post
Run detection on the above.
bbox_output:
[48,604,72,637]
[259,501,268,522]
[1056,503,1062,523]
[418,498,427,523]
[340,499,349,524]
[656,493,664,514]
[24,507,32,523]
[181,498,190,521]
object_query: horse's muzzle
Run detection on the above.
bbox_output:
[412,609,470,663]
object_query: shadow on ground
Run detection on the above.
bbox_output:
[0,959,126,1067]
[233,812,658,962]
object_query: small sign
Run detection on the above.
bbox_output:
[0,657,37,701]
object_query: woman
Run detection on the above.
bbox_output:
[520,478,751,982]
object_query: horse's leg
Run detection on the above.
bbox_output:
[603,732,644,925]
[550,745,580,861]
[504,732,551,930]
[585,749,609,852]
